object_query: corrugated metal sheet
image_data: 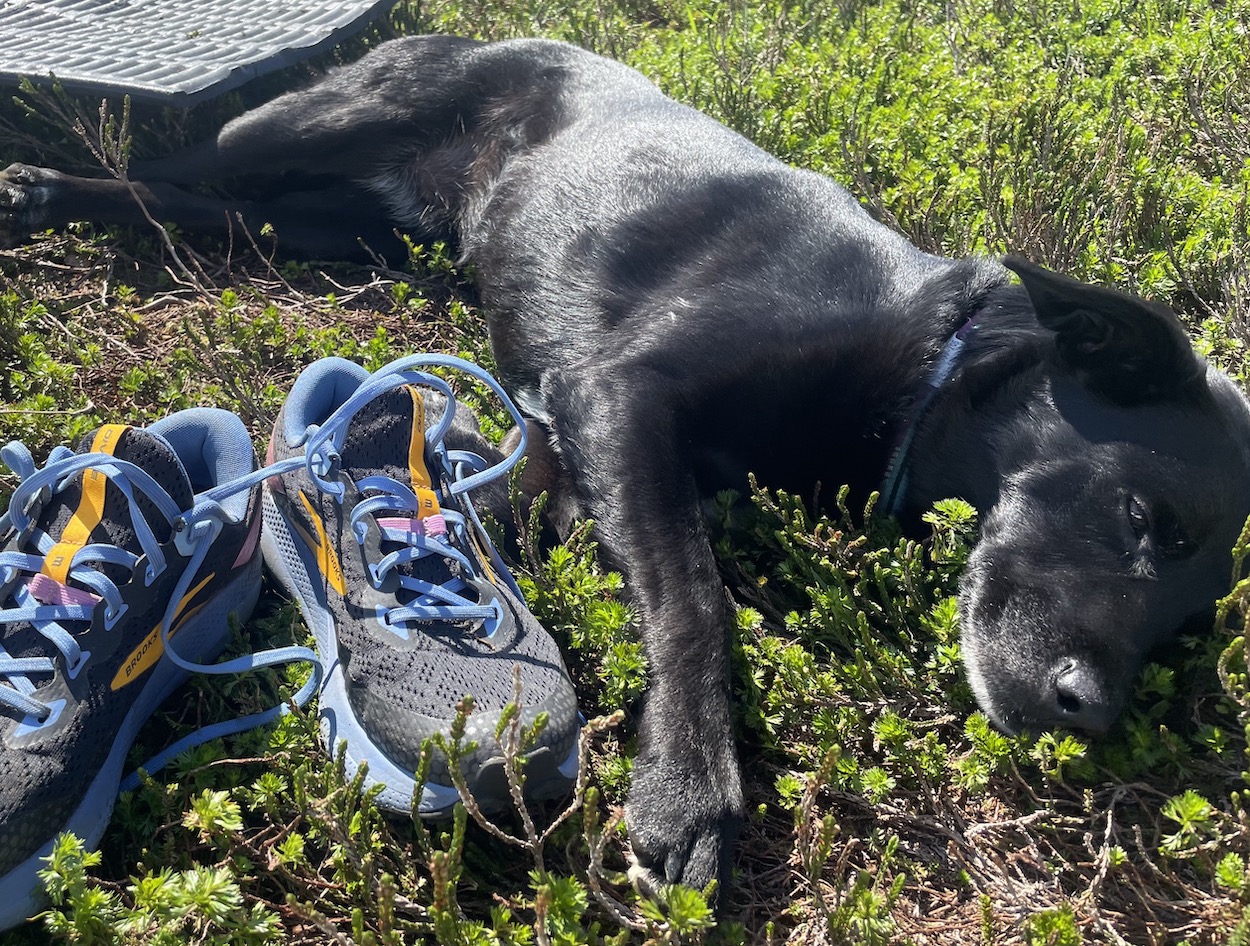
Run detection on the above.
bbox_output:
[0,0,397,104]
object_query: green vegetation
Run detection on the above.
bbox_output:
[3,0,1250,941]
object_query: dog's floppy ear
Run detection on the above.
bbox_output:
[1003,255,1206,404]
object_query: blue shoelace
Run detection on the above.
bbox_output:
[0,441,320,788]
[272,353,530,634]
[0,354,526,784]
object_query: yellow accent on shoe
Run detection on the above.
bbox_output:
[467,520,500,587]
[405,386,442,519]
[295,490,347,595]
[42,424,130,585]
[110,572,215,690]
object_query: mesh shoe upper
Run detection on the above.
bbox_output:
[0,417,263,878]
[262,356,578,801]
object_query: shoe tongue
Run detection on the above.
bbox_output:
[339,385,438,495]
[338,385,463,606]
[39,424,193,563]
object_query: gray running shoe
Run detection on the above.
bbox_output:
[260,354,579,815]
[0,409,315,931]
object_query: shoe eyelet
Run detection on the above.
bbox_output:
[66,650,91,680]
[479,600,506,640]
[373,605,411,641]
[310,450,339,479]
[175,513,223,557]
[13,698,66,737]
[104,604,128,630]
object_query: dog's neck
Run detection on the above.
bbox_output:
[880,315,981,517]
[884,283,1054,526]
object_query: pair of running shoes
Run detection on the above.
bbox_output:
[0,354,580,930]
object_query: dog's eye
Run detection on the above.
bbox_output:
[1126,495,1150,538]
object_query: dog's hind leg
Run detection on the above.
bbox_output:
[0,163,242,246]
[38,35,479,197]
[0,163,399,260]
[0,36,492,254]
[137,36,490,186]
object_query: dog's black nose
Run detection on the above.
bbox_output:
[1052,660,1114,733]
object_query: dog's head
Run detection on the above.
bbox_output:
[957,257,1250,735]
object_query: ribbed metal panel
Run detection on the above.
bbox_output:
[0,0,397,104]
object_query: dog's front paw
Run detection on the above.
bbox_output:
[0,163,61,244]
[624,753,743,899]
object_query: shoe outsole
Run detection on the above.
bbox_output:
[259,485,577,817]
[0,558,262,930]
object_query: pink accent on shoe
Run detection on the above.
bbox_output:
[27,573,101,608]
[233,510,263,568]
[264,417,286,493]
[378,517,428,536]
[376,515,447,537]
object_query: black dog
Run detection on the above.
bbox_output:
[5,35,1250,895]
